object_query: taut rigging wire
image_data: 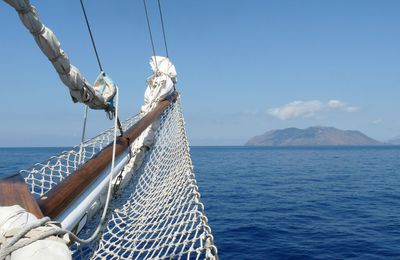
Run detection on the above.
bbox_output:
[142,0,159,71]
[157,0,169,57]
[142,0,175,90]
[143,0,172,70]
[79,0,104,72]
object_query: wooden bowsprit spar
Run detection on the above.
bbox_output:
[39,91,178,224]
[0,174,44,218]
[0,92,178,226]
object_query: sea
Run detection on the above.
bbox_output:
[1,146,400,259]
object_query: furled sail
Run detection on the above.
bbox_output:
[3,0,116,111]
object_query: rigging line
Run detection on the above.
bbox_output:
[157,0,176,91]
[116,117,124,137]
[78,105,89,165]
[73,87,120,244]
[79,0,104,72]
[142,0,159,72]
[156,0,169,57]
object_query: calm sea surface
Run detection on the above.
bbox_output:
[1,146,400,259]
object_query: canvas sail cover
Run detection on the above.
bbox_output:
[141,56,177,113]
[3,0,115,111]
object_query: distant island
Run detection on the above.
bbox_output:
[246,126,382,146]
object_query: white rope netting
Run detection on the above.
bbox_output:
[70,98,217,259]
[88,98,217,259]
[18,98,217,259]
[19,115,139,198]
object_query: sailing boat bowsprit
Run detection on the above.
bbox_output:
[0,1,218,259]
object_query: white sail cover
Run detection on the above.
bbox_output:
[3,0,114,111]
[137,56,176,148]
[141,56,177,114]
[0,205,71,260]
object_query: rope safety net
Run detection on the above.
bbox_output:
[18,97,218,259]
[19,115,139,198]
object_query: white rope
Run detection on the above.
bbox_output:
[78,105,89,165]
[1,217,50,255]
[0,217,51,259]
[75,86,120,244]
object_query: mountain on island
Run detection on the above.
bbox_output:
[246,126,381,146]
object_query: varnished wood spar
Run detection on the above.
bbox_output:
[0,174,44,218]
[37,92,178,219]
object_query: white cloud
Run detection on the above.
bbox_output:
[268,99,359,120]
[268,100,323,120]
[344,106,359,112]
[372,119,382,125]
[327,100,345,108]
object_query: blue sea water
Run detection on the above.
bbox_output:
[192,146,400,260]
[1,146,400,259]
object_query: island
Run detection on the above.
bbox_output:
[246,126,381,146]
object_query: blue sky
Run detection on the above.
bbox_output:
[1,0,400,146]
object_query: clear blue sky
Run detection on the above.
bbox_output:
[1,0,400,146]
